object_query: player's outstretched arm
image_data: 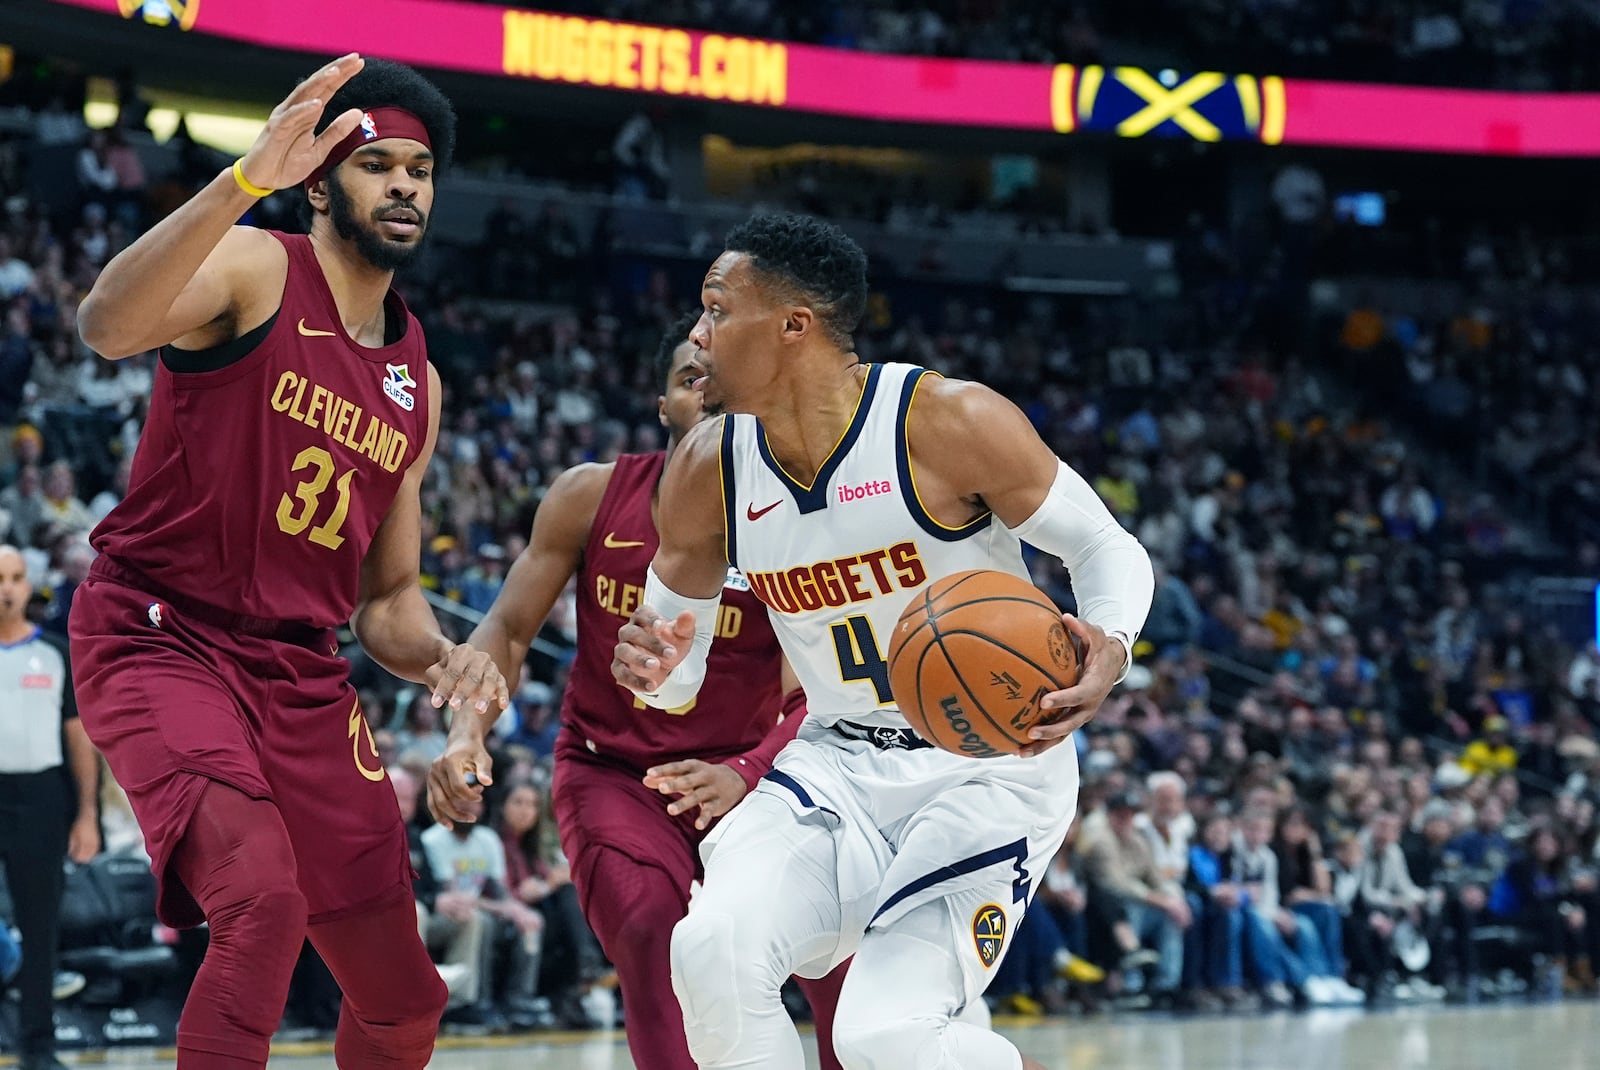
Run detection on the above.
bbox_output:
[428,463,610,827]
[908,377,1154,755]
[354,365,509,716]
[612,417,730,706]
[78,54,367,359]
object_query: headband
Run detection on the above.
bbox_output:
[305,107,433,188]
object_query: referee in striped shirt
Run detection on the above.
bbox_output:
[0,545,100,1070]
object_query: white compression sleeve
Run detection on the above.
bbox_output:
[636,564,723,710]
[1007,460,1154,683]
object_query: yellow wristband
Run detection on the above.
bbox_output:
[232,159,274,198]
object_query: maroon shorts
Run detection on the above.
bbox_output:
[68,559,410,929]
[551,743,707,929]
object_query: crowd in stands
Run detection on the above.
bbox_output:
[2,75,1600,1042]
[530,0,1600,91]
[1332,288,1600,552]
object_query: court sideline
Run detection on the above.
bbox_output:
[14,1002,1593,1069]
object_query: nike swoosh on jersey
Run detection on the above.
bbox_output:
[746,500,782,521]
[603,532,647,549]
[297,319,337,337]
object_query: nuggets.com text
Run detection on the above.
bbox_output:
[502,11,788,105]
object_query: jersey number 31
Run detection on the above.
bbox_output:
[276,446,356,550]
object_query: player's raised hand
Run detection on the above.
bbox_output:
[612,604,696,694]
[235,53,366,193]
[427,726,493,830]
[427,642,511,714]
[644,759,749,831]
[1021,614,1127,758]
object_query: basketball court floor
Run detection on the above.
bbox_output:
[30,1002,1596,1069]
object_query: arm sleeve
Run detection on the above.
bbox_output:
[635,565,723,710]
[722,688,807,793]
[1006,461,1155,682]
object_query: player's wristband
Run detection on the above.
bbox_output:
[232,159,274,198]
[1107,631,1135,685]
[636,566,720,710]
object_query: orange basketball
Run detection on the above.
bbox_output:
[887,570,1081,758]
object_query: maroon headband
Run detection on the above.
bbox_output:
[305,106,432,188]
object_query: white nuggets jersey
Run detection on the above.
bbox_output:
[719,362,1028,730]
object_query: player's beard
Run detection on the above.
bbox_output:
[327,172,428,273]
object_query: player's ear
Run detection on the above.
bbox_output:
[782,306,813,343]
[657,395,669,429]
[305,179,331,215]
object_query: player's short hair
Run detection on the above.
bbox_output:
[724,213,868,350]
[313,58,457,174]
[654,310,705,388]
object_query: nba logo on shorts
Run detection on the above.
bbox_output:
[972,903,1006,968]
[359,112,378,140]
[147,603,164,628]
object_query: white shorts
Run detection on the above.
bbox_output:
[699,716,1080,989]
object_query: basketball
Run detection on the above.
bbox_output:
[888,570,1081,758]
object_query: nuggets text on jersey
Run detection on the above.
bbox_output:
[743,541,928,615]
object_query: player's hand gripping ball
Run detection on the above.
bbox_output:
[888,570,1090,758]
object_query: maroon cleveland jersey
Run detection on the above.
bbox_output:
[91,232,431,629]
[558,451,784,773]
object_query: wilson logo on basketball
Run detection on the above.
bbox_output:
[837,478,892,503]
[938,695,1003,759]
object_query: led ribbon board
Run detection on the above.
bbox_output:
[61,0,1600,157]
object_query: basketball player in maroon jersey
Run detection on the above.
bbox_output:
[426,313,845,1070]
[69,55,507,1070]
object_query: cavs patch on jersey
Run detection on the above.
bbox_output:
[972,903,1007,968]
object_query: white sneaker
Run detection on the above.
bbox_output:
[1334,978,1367,1004]
[1264,981,1294,1008]
[52,971,86,1001]
[1411,978,1446,1001]
[1303,977,1337,1005]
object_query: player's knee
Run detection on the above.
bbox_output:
[341,980,445,1068]
[384,957,449,1024]
[671,907,781,1063]
[833,1009,940,1070]
[605,880,680,965]
[210,879,308,959]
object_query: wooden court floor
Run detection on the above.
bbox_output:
[32,1001,1598,1069]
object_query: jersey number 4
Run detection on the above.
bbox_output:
[832,615,893,704]
[276,446,356,550]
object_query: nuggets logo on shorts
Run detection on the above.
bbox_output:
[972,903,1007,969]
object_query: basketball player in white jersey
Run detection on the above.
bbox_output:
[612,213,1153,1070]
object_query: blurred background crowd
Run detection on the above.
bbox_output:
[1,0,1599,1045]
